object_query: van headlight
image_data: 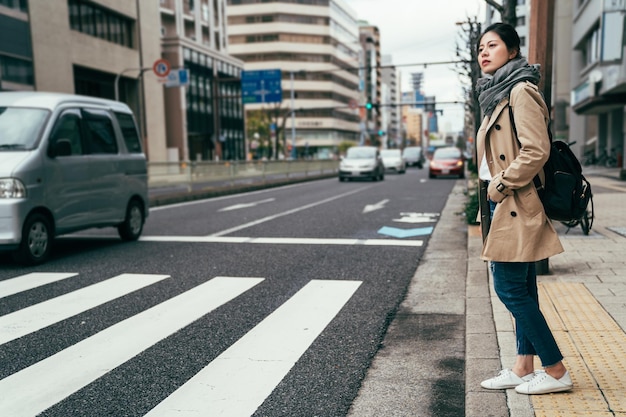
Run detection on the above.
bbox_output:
[0,178,26,198]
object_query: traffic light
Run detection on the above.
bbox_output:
[365,102,373,110]
[378,130,385,136]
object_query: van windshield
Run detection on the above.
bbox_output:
[0,107,50,151]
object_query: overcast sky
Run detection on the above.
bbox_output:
[344,0,488,133]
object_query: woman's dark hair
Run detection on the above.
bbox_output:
[477,22,522,58]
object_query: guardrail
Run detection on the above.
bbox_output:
[148,159,339,205]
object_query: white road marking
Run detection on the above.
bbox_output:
[0,274,169,344]
[145,279,362,417]
[210,187,369,236]
[363,199,389,213]
[218,198,275,212]
[0,277,264,417]
[139,236,423,247]
[0,273,78,298]
[393,212,440,224]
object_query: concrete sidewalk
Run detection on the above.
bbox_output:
[466,167,626,417]
[348,166,626,416]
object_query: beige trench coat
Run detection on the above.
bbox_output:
[476,81,564,262]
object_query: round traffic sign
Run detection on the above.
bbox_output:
[153,59,171,77]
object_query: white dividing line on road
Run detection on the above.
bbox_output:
[209,186,369,237]
[139,235,424,247]
[0,276,264,417]
[144,279,362,417]
[0,274,169,345]
[0,273,78,298]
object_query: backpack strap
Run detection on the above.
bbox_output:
[508,105,544,192]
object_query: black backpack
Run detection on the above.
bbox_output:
[509,106,593,225]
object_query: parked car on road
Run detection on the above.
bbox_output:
[339,146,385,182]
[402,146,425,169]
[0,91,149,265]
[380,149,406,174]
[429,146,465,179]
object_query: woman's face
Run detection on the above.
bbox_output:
[478,31,517,75]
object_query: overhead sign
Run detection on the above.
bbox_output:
[164,69,190,88]
[153,59,171,77]
[241,69,282,104]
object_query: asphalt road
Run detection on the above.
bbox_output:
[0,168,459,417]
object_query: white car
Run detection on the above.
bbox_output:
[380,149,406,174]
[338,146,385,181]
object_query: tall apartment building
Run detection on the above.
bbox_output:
[381,54,399,148]
[226,0,362,158]
[160,0,245,161]
[359,22,382,145]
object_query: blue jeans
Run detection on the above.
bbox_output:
[489,201,563,367]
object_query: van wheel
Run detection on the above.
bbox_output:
[13,213,52,265]
[118,200,144,241]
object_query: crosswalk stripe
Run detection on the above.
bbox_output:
[140,236,424,247]
[0,273,77,298]
[0,276,264,417]
[0,273,170,345]
[145,279,362,417]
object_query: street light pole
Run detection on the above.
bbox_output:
[114,67,151,102]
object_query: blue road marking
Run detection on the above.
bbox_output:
[377,226,434,238]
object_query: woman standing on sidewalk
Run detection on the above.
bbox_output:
[474,23,573,395]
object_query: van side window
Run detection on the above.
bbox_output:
[83,110,118,154]
[49,111,83,156]
[115,112,142,153]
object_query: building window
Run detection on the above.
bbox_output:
[0,0,27,12]
[0,55,34,85]
[68,0,135,49]
[579,25,600,66]
[602,11,625,61]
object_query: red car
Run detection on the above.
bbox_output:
[429,147,465,179]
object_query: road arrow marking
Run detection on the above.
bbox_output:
[393,212,440,224]
[377,226,434,238]
[219,198,275,212]
[363,199,389,213]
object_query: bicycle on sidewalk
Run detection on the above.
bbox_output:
[560,200,593,235]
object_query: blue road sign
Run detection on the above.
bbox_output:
[241,69,283,104]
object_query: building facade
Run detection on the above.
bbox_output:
[160,0,245,161]
[380,54,399,148]
[0,0,170,161]
[569,0,625,177]
[0,0,245,162]
[226,0,362,159]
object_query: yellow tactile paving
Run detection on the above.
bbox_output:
[528,282,626,416]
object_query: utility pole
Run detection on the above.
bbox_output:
[529,0,555,275]
[528,0,555,110]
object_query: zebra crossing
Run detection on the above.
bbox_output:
[0,272,362,417]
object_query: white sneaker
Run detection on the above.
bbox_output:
[515,370,573,394]
[481,369,534,390]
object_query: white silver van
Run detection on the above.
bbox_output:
[0,92,149,265]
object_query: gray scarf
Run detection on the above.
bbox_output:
[476,57,541,117]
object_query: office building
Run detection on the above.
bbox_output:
[0,0,245,162]
[160,0,245,161]
[226,0,362,158]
